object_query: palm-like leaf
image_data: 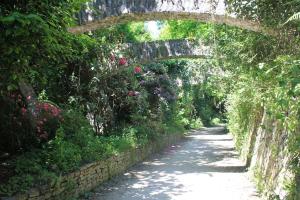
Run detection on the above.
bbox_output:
[283,12,300,25]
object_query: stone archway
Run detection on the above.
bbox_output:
[124,39,211,64]
[68,0,277,36]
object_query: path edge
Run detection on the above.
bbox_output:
[7,132,187,200]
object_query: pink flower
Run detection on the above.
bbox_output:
[43,104,49,111]
[119,58,127,66]
[134,66,142,74]
[27,96,31,100]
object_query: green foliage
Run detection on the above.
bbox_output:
[0,105,188,196]
[226,79,262,152]
[0,150,57,196]
[160,20,214,42]
[2,0,299,198]
[92,22,152,43]
[0,0,222,197]
[47,128,82,173]
[106,127,138,152]
[225,0,300,26]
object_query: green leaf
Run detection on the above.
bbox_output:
[7,84,17,91]
[283,12,300,25]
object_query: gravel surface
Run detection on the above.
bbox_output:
[82,126,261,200]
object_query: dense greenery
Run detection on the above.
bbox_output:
[0,0,299,199]
[159,4,300,198]
[0,1,223,195]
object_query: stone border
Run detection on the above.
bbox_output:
[9,133,184,200]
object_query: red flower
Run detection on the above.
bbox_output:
[134,66,142,74]
[119,57,127,66]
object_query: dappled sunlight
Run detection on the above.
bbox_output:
[2,0,298,199]
[85,127,260,200]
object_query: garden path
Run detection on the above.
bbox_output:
[82,126,261,200]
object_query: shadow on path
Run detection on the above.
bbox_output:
[82,126,260,200]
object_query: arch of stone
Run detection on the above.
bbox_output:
[123,39,211,65]
[68,0,277,36]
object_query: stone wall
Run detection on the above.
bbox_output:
[9,134,183,200]
[125,39,211,64]
[244,110,299,200]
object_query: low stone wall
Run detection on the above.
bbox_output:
[240,109,263,167]
[245,110,299,200]
[10,133,183,200]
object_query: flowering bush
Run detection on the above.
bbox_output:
[34,102,63,141]
[0,92,35,154]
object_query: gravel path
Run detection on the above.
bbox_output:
[82,127,261,200]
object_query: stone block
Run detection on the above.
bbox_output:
[12,193,28,200]
[28,188,39,198]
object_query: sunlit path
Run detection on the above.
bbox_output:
[82,127,260,200]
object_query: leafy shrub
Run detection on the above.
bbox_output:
[211,118,221,125]
[0,150,57,196]
[0,92,36,154]
[47,128,82,173]
[105,127,138,153]
[190,118,203,129]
